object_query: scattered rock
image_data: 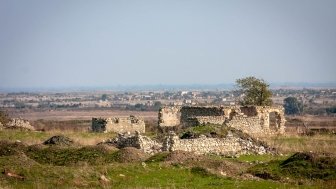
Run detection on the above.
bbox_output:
[2,170,24,180]
[220,171,227,176]
[43,135,74,146]
[99,175,110,183]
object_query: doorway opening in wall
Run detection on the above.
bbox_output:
[269,112,281,131]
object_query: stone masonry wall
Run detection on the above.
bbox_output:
[158,105,286,135]
[111,131,270,156]
[92,115,145,133]
[187,116,226,126]
[225,114,263,134]
[162,132,268,156]
[112,132,162,154]
[158,106,181,127]
[180,106,226,127]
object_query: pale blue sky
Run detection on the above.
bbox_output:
[1,0,335,89]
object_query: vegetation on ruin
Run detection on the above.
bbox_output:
[236,76,273,106]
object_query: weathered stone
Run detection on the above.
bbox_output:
[5,118,34,131]
[92,115,145,133]
[158,106,181,127]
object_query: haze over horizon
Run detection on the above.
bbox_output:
[1,0,336,89]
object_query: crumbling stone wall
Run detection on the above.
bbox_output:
[92,115,145,133]
[158,106,181,127]
[240,106,258,116]
[224,106,286,135]
[159,105,286,135]
[187,116,226,126]
[109,131,270,156]
[163,132,268,156]
[110,132,162,154]
[180,106,226,126]
[255,106,286,134]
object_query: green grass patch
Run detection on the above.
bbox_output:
[190,166,214,177]
[237,154,289,163]
[248,152,336,181]
[145,152,169,163]
[25,145,119,166]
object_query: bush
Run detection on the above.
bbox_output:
[0,110,10,126]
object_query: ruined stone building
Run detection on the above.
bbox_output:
[92,115,145,133]
[99,105,283,156]
[159,106,286,135]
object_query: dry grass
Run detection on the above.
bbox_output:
[261,134,336,155]
[46,130,117,146]
[0,129,116,146]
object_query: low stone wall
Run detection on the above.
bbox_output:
[163,132,268,156]
[92,115,145,133]
[109,131,271,156]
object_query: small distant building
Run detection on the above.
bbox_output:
[92,115,145,133]
[184,99,192,104]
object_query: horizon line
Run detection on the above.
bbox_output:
[1,82,336,93]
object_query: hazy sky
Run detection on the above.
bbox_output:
[1,0,335,89]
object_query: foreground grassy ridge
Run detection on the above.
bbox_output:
[248,153,336,183]
[0,129,335,188]
[0,141,333,188]
[0,154,322,189]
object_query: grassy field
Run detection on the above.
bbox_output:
[261,134,336,154]
[0,128,335,189]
